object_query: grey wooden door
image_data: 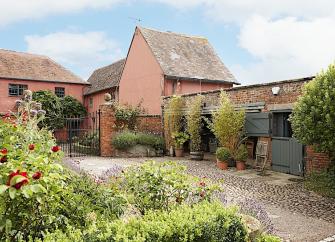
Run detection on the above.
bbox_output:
[272,137,303,176]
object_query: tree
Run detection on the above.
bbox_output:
[187,95,203,152]
[61,96,87,117]
[33,90,63,130]
[208,90,245,156]
[291,63,335,162]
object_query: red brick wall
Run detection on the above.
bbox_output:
[305,146,330,173]
[99,103,117,157]
[137,115,163,135]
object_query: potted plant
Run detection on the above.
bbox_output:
[187,95,204,160]
[216,147,231,170]
[235,144,248,171]
[172,132,189,157]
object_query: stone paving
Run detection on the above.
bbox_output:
[65,156,335,242]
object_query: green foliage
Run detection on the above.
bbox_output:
[122,161,220,214]
[41,201,248,242]
[112,132,138,150]
[291,64,335,161]
[216,147,231,162]
[235,144,248,161]
[32,90,86,130]
[171,131,189,149]
[304,167,335,198]
[61,95,87,117]
[208,91,245,155]
[33,90,64,129]
[164,95,184,148]
[78,132,99,147]
[112,132,164,150]
[255,233,281,242]
[187,95,203,152]
[115,103,143,131]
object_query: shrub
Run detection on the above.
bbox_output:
[61,96,87,118]
[256,233,281,242]
[112,132,138,150]
[235,144,248,161]
[208,91,245,156]
[121,161,220,214]
[164,95,184,148]
[290,63,335,162]
[79,132,99,147]
[187,95,203,152]
[114,103,143,131]
[216,147,231,161]
[41,202,248,242]
[171,131,189,149]
[304,167,335,198]
[112,132,164,151]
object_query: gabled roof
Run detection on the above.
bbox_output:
[84,58,125,96]
[137,26,239,84]
[0,49,87,84]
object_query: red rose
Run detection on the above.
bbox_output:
[51,146,60,152]
[32,171,42,180]
[0,156,7,163]
[199,181,206,187]
[28,144,35,151]
[1,148,8,155]
[7,170,29,189]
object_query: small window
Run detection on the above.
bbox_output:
[8,84,28,96]
[55,87,65,98]
[89,97,93,108]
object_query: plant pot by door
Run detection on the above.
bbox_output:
[190,151,204,160]
[175,148,184,157]
[217,159,228,170]
[236,161,246,171]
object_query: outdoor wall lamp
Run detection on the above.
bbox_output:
[272,86,280,95]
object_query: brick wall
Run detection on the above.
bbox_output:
[137,115,163,135]
[162,77,331,173]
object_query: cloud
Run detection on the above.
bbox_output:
[0,0,123,26]
[234,15,335,84]
[25,31,123,79]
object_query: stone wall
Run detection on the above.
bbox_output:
[162,77,331,173]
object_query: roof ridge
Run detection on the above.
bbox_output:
[0,48,50,59]
[137,26,207,40]
[94,58,126,71]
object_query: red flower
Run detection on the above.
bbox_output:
[51,146,60,152]
[0,156,7,163]
[199,181,206,187]
[199,190,206,198]
[1,148,8,155]
[7,170,29,190]
[32,171,42,180]
[4,113,11,119]
[28,144,35,151]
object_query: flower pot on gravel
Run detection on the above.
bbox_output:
[217,159,229,170]
[190,151,204,160]
[236,161,246,171]
[175,148,184,157]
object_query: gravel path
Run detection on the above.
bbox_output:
[64,156,335,242]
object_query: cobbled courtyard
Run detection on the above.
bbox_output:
[65,156,335,242]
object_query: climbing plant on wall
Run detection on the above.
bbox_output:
[187,95,203,152]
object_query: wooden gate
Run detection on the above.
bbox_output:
[272,137,303,175]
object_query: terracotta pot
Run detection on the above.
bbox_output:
[217,159,228,170]
[175,148,184,157]
[190,151,204,160]
[236,161,246,171]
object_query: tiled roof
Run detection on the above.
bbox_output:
[84,58,125,95]
[138,27,238,84]
[0,49,87,84]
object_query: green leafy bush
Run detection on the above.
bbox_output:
[235,144,248,161]
[115,103,143,131]
[216,147,231,161]
[40,202,248,242]
[290,63,335,161]
[304,167,335,198]
[122,161,220,214]
[171,131,189,149]
[112,132,138,150]
[112,132,164,150]
[61,95,87,117]
[256,233,281,242]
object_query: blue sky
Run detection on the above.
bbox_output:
[1,1,334,85]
